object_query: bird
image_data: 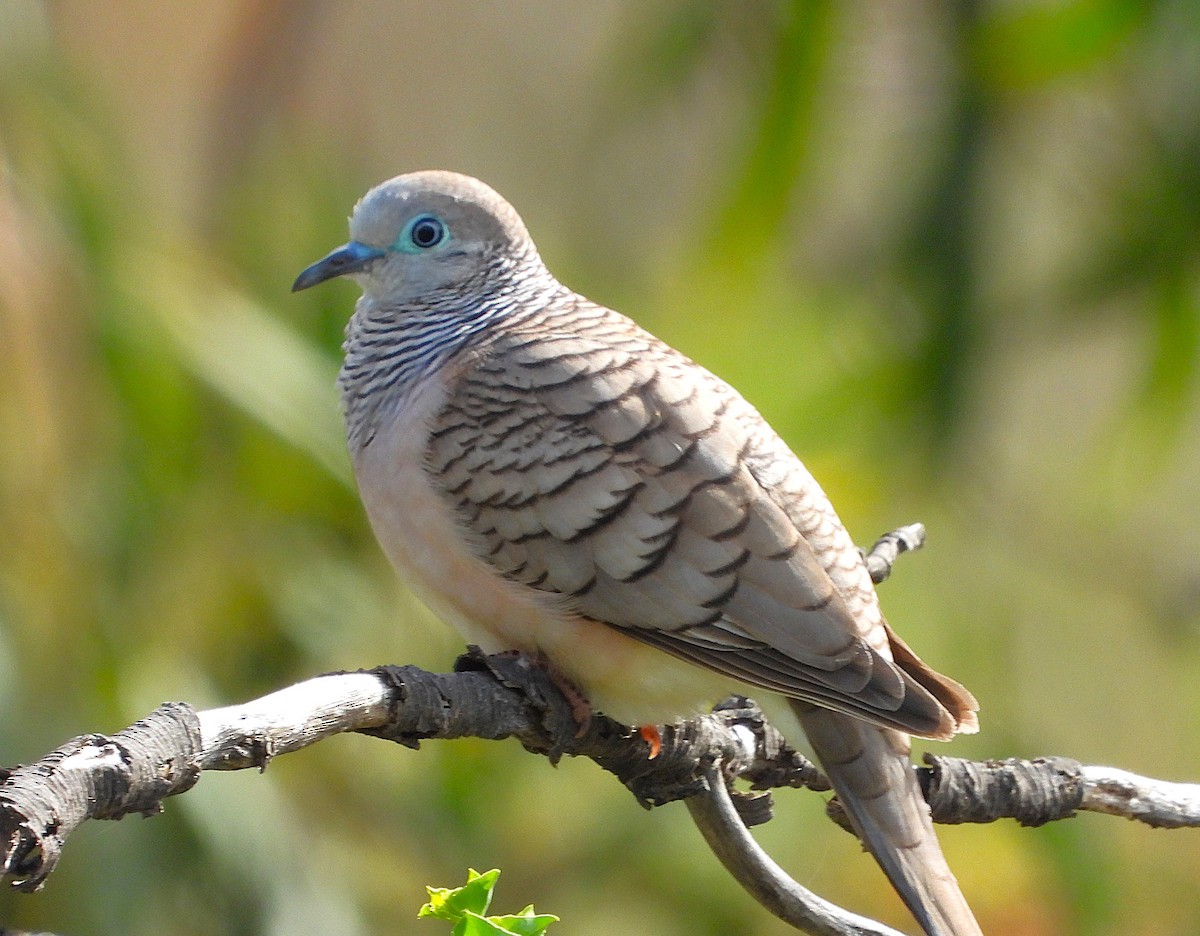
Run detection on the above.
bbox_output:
[293,170,982,936]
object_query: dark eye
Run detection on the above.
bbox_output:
[410,216,445,249]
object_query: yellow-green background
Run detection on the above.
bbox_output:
[2,2,1198,934]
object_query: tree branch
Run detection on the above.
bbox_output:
[687,760,907,936]
[3,662,1197,931]
[2,525,1196,935]
[861,522,926,585]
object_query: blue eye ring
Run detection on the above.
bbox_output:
[398,213,447,251]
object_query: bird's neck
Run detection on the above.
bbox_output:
[339,265,560,452]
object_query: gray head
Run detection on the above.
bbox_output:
[292,170,540,300]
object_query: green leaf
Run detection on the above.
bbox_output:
[453,909,559,936]
[484,909,559,936]
[420,871,557,934]
[419,869,500,922]
[455,912,510,936]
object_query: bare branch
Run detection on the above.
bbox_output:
[198,671,401,769]
[862,522,925,584]
[687,761,907,936]
[0,703,201,891]
[2,526,1196,935]
[1079,765,1200,828]
[3,662,1198,933]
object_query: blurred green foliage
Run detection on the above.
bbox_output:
[0,2,1198,934]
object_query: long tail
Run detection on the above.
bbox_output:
[794,703,983,936]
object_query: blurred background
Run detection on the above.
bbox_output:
[1,1,1198,934]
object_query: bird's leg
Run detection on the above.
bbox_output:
[471,648,595,737]
[471,648,662,756]
[516,652,663,756]
[540,658,595,739]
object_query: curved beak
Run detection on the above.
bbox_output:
[292,241,386,292]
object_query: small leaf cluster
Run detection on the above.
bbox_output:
[419,869,559,935]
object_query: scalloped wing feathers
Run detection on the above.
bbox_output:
[427,299,975,740]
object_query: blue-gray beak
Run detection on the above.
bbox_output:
[292,241,387,292]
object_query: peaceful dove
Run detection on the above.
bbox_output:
[293,170,982,936]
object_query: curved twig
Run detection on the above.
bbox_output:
[687,761,907,936]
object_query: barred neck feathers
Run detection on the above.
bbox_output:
[293,169,563,453]
[339,244,560,452]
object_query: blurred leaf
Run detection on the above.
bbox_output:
[708,0,834,261]
[897,2,987,457]
[129,251,351,487]
[1142,268,1199,415]
[612,0,723,100]
[1057,106,1200,439]
[978,0,1151,88]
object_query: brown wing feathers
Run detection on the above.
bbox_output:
[427,305,971,740]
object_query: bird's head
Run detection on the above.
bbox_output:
[292,170,538,301]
